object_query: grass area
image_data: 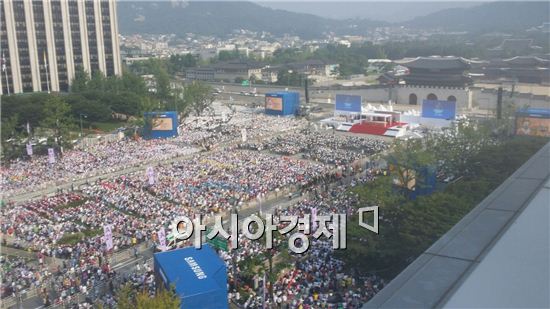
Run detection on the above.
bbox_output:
[54,198,88,211]
[85,120,127,133]
[57,228,102,245]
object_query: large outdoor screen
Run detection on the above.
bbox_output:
[422,100,456,120]
[265,96,283,111]
[152,117,174,131]
[516,117,550,137]
[335,94,362,113]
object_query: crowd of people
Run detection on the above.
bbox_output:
[0,139,199,197]
[179,110,305,150]
[0,255,42,299]
[1,105,393,308]
[239,129,389,166]
[1,106,305,198]
[224,169,386,309]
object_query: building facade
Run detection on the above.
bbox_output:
[392,56,474,109]
[0,0,122,94]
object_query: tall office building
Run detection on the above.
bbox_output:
[0,0,122,94]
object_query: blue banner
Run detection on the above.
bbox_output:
[143,111,178,139]
[335,95,362,113]
[422,100,456,120]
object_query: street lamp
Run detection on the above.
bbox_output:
[287,70,293,87]
[79,114,87,137]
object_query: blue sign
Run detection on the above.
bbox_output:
[335,95,362,113]
[143,111,178,139]
[154,245,228,309]
[422,100,456,120]
[516,108,550,119]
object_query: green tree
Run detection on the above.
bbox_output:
[386,138,435,193]
[0,114,19,142]
[120,71,149,97]
[71,66,89,92]
[184,82,215,116]
[116,283,180,309]
[65,92,112,122]
[115,283,135,309]
[39,95,75,146]
[87,71,107,92]
[155,65,172,101]
[218,50,239,62]
[168,54,199,74]
[135,288,180,309]
[425,120,492,178]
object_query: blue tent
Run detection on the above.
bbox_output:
[154,245,228,309]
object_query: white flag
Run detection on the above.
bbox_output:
[241,128,247,142]
[158,227,167,251]
[311,207,318,231]
[146,166,155,185]
[47,148,55,163]
[26,144,33,156]
[103,225,113,251]
[1,52,6,72]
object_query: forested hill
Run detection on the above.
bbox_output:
[117,1,352,39]
[403,1,549,33]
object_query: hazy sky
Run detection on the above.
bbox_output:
[256,1,482,22]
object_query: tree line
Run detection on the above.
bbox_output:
[340,122,547,279]
[1,66,215,159]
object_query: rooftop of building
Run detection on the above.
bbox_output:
[210,60,265,70]
[489,38,535,51]
[394,56,473,70]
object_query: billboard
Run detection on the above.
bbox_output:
[335,94,362,113]
[152,117,174,131]
[265,96,283,111]
[144,111,178,139]
[422,100,456,120]
[516,109,550,137]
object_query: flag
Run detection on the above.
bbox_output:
[47,148,55,164]
[103,225,113,251]
[26,144,33,156]
[146,166,155,185]
[1,51,6,72]
[241,128,247,142]
[311,207,318,231]
[262,273,267,309]
[43,51,47,68]
[26,121,30,135]
[158,227,167,251]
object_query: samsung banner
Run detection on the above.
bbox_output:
[335,95,362,114]
[422,100,457,120]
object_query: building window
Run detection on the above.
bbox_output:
[409,93,417,105]
[427,93,438,100]
[447,95,457,102]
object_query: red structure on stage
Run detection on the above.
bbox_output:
[349,121,406,135]
[348,112,406,135]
